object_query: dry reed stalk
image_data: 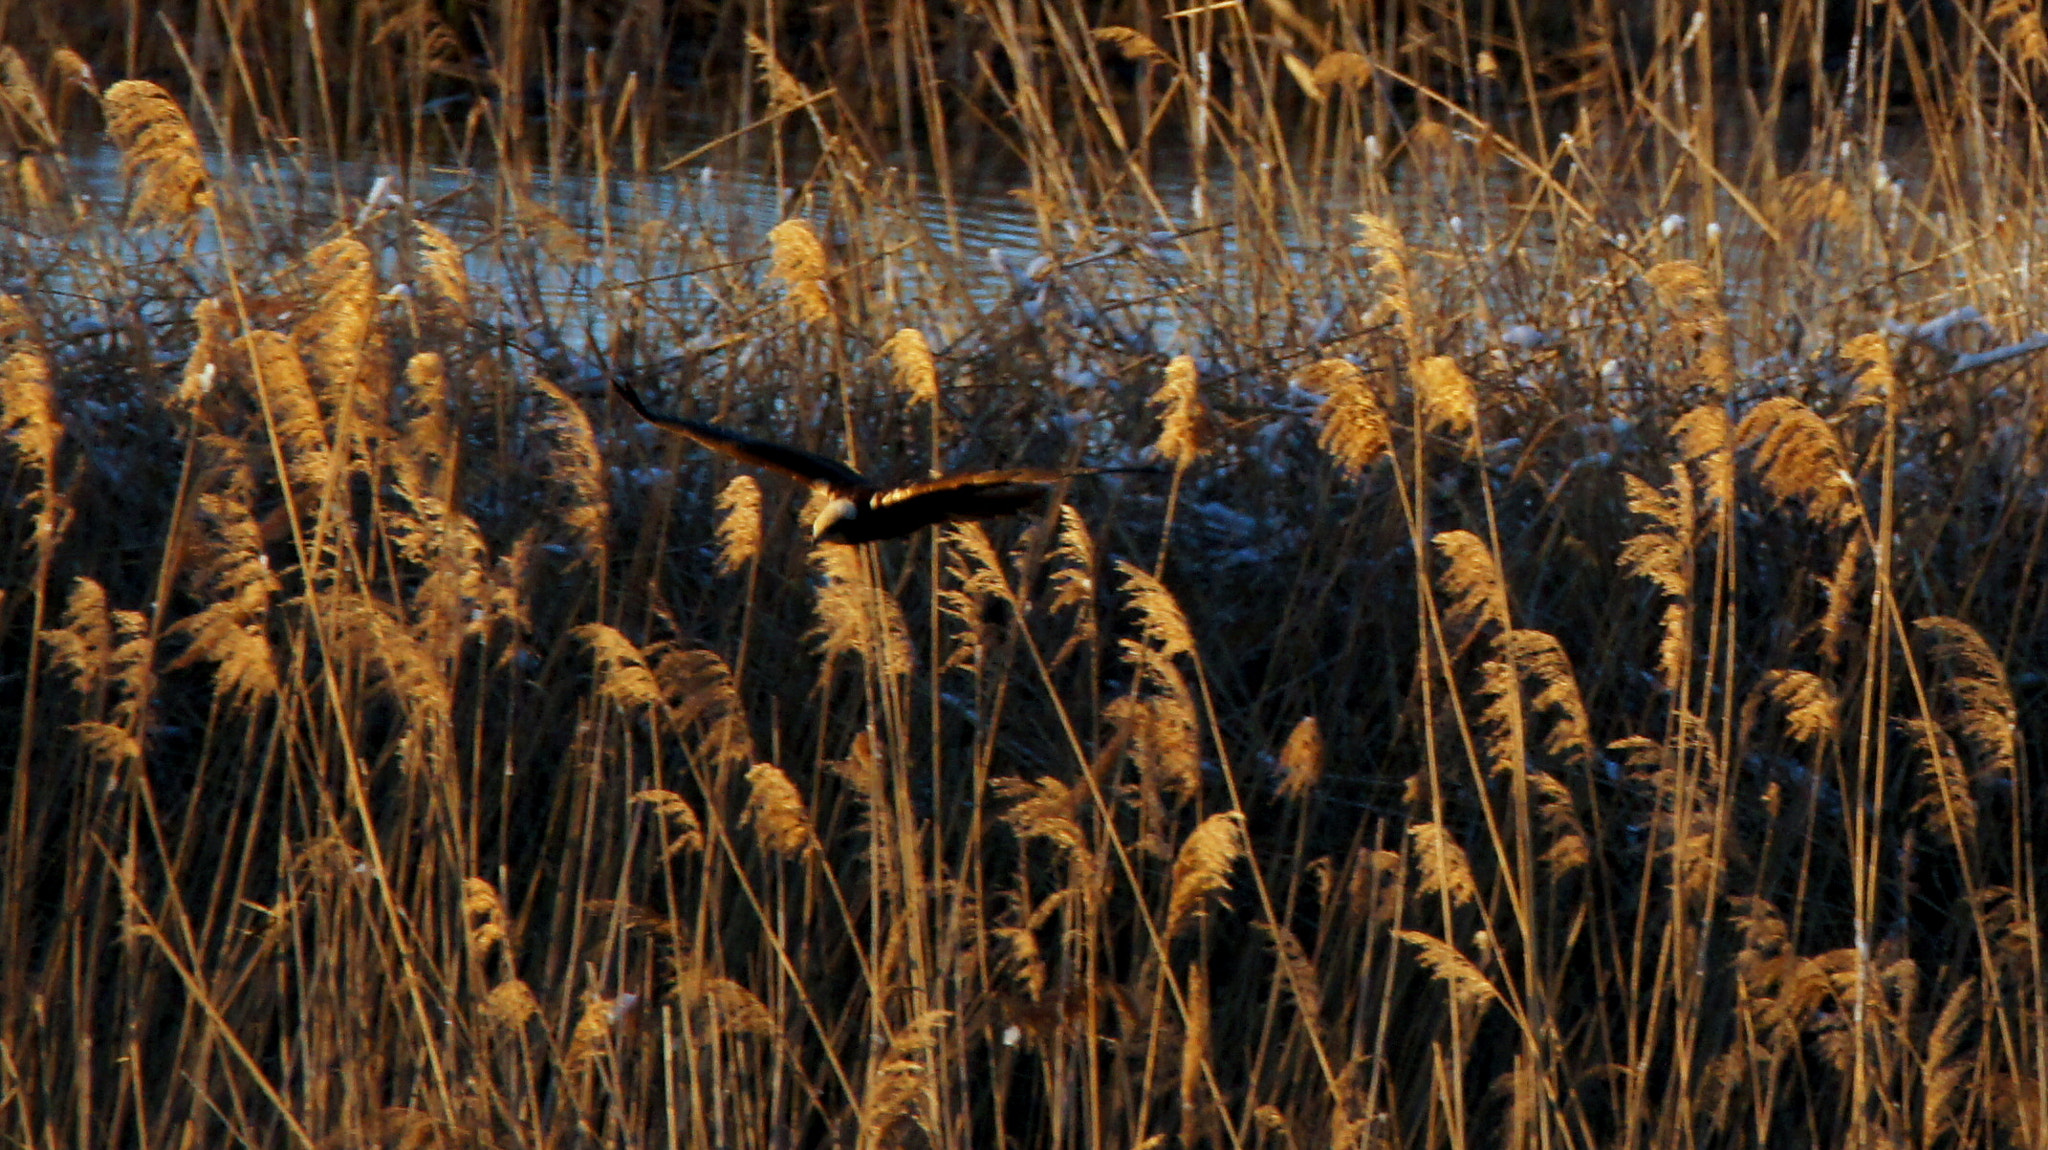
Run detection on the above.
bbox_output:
[768,218,832,323]
[713,475,763,574]
[631,790,706,858]
[881,328,939,407]
[1167,812,1245,938]
[1179,963,1212,1117]
[743,762,817,857]
[1150,354,1211,470]
[1295,358,1391,475]
[99,79,209,240]
[529,376,609,565]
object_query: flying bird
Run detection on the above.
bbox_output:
[611,379,1115,544]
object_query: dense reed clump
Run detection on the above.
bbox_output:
[1,3,2045,1149]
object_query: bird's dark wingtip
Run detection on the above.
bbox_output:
[610,376,656,420]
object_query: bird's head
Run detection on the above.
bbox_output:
[811,495,861,542]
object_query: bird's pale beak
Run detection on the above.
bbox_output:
[812,496,859,541]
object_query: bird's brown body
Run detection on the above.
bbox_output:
[610,380,1088,544]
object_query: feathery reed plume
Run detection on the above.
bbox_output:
[176,297,230,408]
[1151,354,1211,469]
[1295,358,1391,475]
[673,964,778,1039]
[1414,356,1478,440]
[859,1011,952,1150]
[52,48,96,95]
[1819,535,1866,664]
[1530,771,1589,873]
[399,352,451,465]
[632,789,706,858]
[1258,919,1325,1023]
[1913,617,2019,782]
[1772,172,1860,233]
[1047,505,1098,665]
[530,376,609,564]
[0,47,56,148]
[1,342,60,493]
[993,775,1091,865]
[809,541,913,677]
[481,980,541,1029]
[572,624,663,714]
[1671,404,1734,511]
[462,877,512,961]
[294,236,377,410]
[1276,715,1324,799]
[99,80,209,240]
[1116,560,1196,659]
[714,475,763,573]
[566,993,629,1065]
[1093,26,1170,64]
[1432,530,1509,641]
[768,218,832,323]
[414,220,471,319]
[1179,963,1212,1116]
[1736,397,1858,527]
[939,522,1016,671]
[1755,670,1839,744]
[991,922,1047,1000]
[1167,812,1245,938]
[1923,978,1977,1141]
[1503,630,1594,764]
[744,31,811,114]
[881,327,939,407]
[511,194,589,262]
[1108,666,1203,804]
[1397,931,1501,1009]
[44,578,152,728]
[235,331,333,491]
[167,488,281,711]
[1617,470,1695,692]
[743,762,816,857]
[653,647,757,769]
[1348,848,1406,925]
[1840,332,1895,407]
[1407,822,1479,908]
[1355,212,1414,330]
[1313,50,1374,91]
[1645,260,1733,393]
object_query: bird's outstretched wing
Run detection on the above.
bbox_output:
[611,378,871,491]
[824,470,1067,543]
